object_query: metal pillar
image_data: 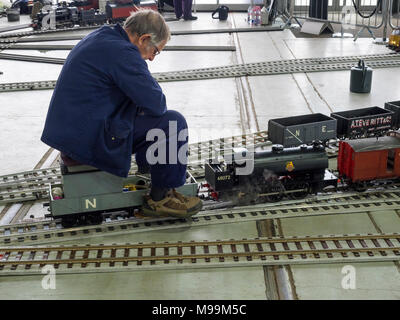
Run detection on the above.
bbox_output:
[309,0,328,19]
[374,0,389,44]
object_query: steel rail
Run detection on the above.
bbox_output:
[4,233,400,251]
[0,147,59,225]
[0,24,32,34]
[0,25,282,39]
[0,188,382,233]
[0,35,85,43]
[0,44,237,51]
[0,51,398,67]
[170,26,282,35]
[0,80,57,92]
[152,60,400,82]
[151,53,400,75]
[0,233,398,275]
[0,25,102,39]
[0,53,65,64]
[0,53,399,92]
[1,191,399,246]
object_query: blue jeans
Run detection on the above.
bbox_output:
[132,110,188,189]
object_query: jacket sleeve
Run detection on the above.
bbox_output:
[110,47,167,117]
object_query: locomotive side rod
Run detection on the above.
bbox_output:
[1,192,400,246]
[0,232,398,275]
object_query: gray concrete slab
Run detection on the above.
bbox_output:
[370,210,400,233]
[290,262,400,300]
[160,78,242,142]
[0,90,52,175]
[283,37,391,59]
[305,69,400,112]
[0,266,267,300]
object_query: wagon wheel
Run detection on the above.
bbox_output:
[61,215,78,228]
[353,181,368,192]
[86,213,103,225]
[287,182,310,200]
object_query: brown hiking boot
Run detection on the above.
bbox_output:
[142,189,203,218]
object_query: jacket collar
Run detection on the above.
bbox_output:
[114,23,131,43]
[114,23,141,54]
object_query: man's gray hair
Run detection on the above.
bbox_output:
[124,10,171,45]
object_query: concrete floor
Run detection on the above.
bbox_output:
[0,11,400,300]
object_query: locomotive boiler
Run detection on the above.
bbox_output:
[205,143,338,204]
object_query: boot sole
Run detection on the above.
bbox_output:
[142,201,203,218]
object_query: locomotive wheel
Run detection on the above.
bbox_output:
[237,192,256,206]
[287,182,310,200]
[265,180,285,202]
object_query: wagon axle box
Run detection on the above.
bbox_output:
[331,106,394,138]
[268,113,337,147]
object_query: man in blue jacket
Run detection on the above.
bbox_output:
[41,10,202,218]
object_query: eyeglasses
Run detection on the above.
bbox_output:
[152,44,160,56]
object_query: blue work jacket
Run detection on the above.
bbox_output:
[41,24,167,177]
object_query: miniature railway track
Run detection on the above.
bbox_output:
[0,35,85,43]
[1,190,400,246]
[0,131,270,206]
[0,23,32,34]
[0,25,281,40]
[0,232,398,275]
[0,148,60,225]
[0,53,65,64]
[0,52,399,92]
[0,80,58,92]
[0,25,101,39]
